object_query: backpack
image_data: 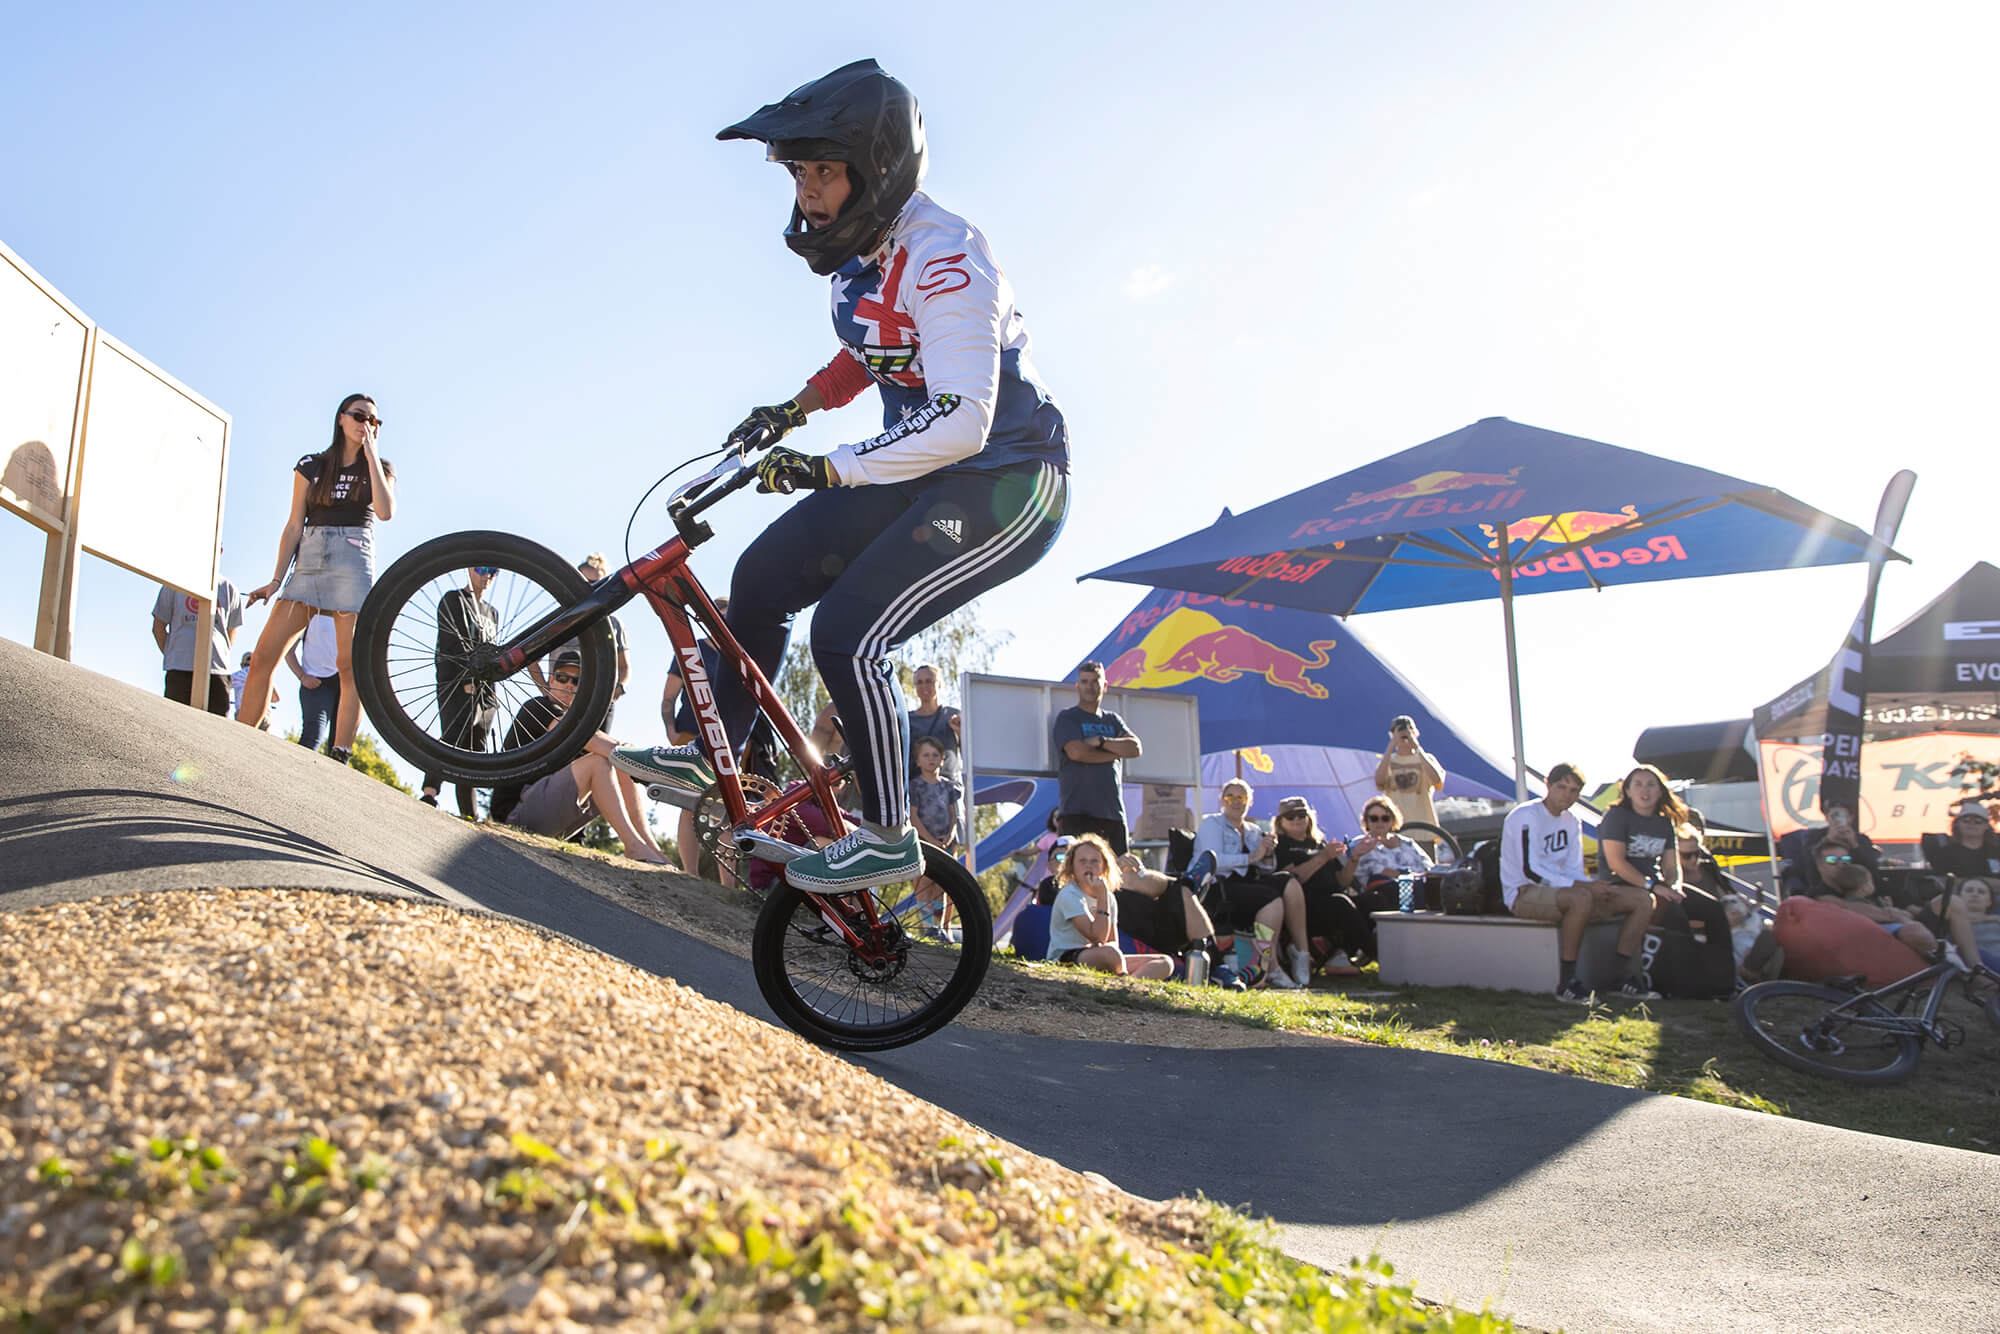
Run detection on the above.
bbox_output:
[1463,838,1507,915]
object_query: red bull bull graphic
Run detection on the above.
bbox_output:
[1287,470,1530,542]
[1103,607,1335,699]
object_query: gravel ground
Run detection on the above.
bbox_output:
[0,889,1215,1329]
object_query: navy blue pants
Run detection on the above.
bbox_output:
[714,461,1067,827]
[297,676,341,752]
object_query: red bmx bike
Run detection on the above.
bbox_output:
[351,451,992,1051]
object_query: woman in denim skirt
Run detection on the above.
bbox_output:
[236,393,396,764]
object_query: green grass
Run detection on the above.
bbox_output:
[996,954,2000,1155]
[9,1129,1522,1332]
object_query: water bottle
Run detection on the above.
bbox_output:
[1185,950,1209,988]
[1397,871,1417,913]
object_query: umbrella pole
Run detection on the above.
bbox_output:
[1499,560,1529,800]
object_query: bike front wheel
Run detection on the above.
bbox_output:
[1732,980,1922,1085]
[354,531,617,787]
[751,843,992,1052]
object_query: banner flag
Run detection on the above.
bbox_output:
[1820,470,1917,816]
[1761,733,2000,843]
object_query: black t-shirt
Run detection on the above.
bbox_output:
[1929,839,2000,879]
[488,695,579,824]
[1597,805,1674,881]
[1273,834,1344,896]
[296,452,384,527]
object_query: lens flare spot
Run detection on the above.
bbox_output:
[170,762,199,784]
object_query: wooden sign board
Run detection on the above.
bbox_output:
[76,332,229,598]
[0,245,89,532]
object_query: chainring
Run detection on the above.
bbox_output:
[691,775,814,884]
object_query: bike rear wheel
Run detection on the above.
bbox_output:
[1400,820,1462,865]
[1732,980,1922,1085]
[354,531,616,787]
[752,843,992,1051]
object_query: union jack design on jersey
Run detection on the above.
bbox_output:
[813,191,1067,488]
[833,249,924,387]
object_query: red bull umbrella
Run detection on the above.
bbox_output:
[1085,416,1903,797]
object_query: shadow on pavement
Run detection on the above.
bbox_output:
[0,788,442,901]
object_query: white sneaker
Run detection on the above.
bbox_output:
[1264,957,1300,989]
[1284,945,1313,989]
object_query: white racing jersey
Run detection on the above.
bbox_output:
[810,191,1068,486]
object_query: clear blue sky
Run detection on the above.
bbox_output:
[4,1,1995,795]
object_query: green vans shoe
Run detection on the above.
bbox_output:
[784,824,924,893]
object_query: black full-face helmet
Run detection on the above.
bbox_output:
[717,59,927,276]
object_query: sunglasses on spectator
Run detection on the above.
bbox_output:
[551,672,580,686]
[471,566,498,576]
[1365,813,1393,825]
[343,409,383,427]
[1280,812,1310,821]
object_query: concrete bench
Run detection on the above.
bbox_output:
[1371,910,1636,993]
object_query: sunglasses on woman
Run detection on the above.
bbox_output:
[1365,813,1393,825]
[344,409,383,427]
[472,566,498,576]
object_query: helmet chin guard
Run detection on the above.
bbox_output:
[718,59,927,276]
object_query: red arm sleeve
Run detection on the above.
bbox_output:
[807,350,874,410]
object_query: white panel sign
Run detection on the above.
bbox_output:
[961,672,1200,787]
[0,247,89,528]
[77,333,229,596]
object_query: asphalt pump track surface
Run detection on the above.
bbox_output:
[2,635,1994,1333]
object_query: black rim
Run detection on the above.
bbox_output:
[777,880,977,1035]
[1743,987,1915,1076]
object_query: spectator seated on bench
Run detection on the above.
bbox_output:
[1499,761,1655,1003]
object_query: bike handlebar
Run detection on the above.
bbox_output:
[668,452,761,548]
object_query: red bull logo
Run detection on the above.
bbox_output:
[1113,589,1276,643]
[1104,607,1335,699]
[1482,505,1640,551]
[1496,533,1689,581]
[1336,466,1524,510]
[1288,469,1529,542]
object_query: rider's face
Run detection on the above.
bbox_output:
[791,160,851,230]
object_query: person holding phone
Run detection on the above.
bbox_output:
[1374,715,1443,831]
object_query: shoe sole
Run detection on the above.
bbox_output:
[785,859,924,894]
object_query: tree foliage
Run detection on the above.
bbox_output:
[348,733,412,795]
[771,605,1012,735]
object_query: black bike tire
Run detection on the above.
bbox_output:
[1400,820,1462,865]
[751,844,993,1052]
[1731,980,1922,1086]
[354,531,616,787]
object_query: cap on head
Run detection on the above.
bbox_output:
[1276,795,1312,818]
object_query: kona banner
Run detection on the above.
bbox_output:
[1759,731,2000,843]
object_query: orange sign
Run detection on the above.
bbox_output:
[1757,732,2000,843]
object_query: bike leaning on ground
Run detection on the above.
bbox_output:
[349,447,991,1053]
[1732,875,2000,1085]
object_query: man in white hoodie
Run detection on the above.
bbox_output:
[1500,763,1655,1003]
